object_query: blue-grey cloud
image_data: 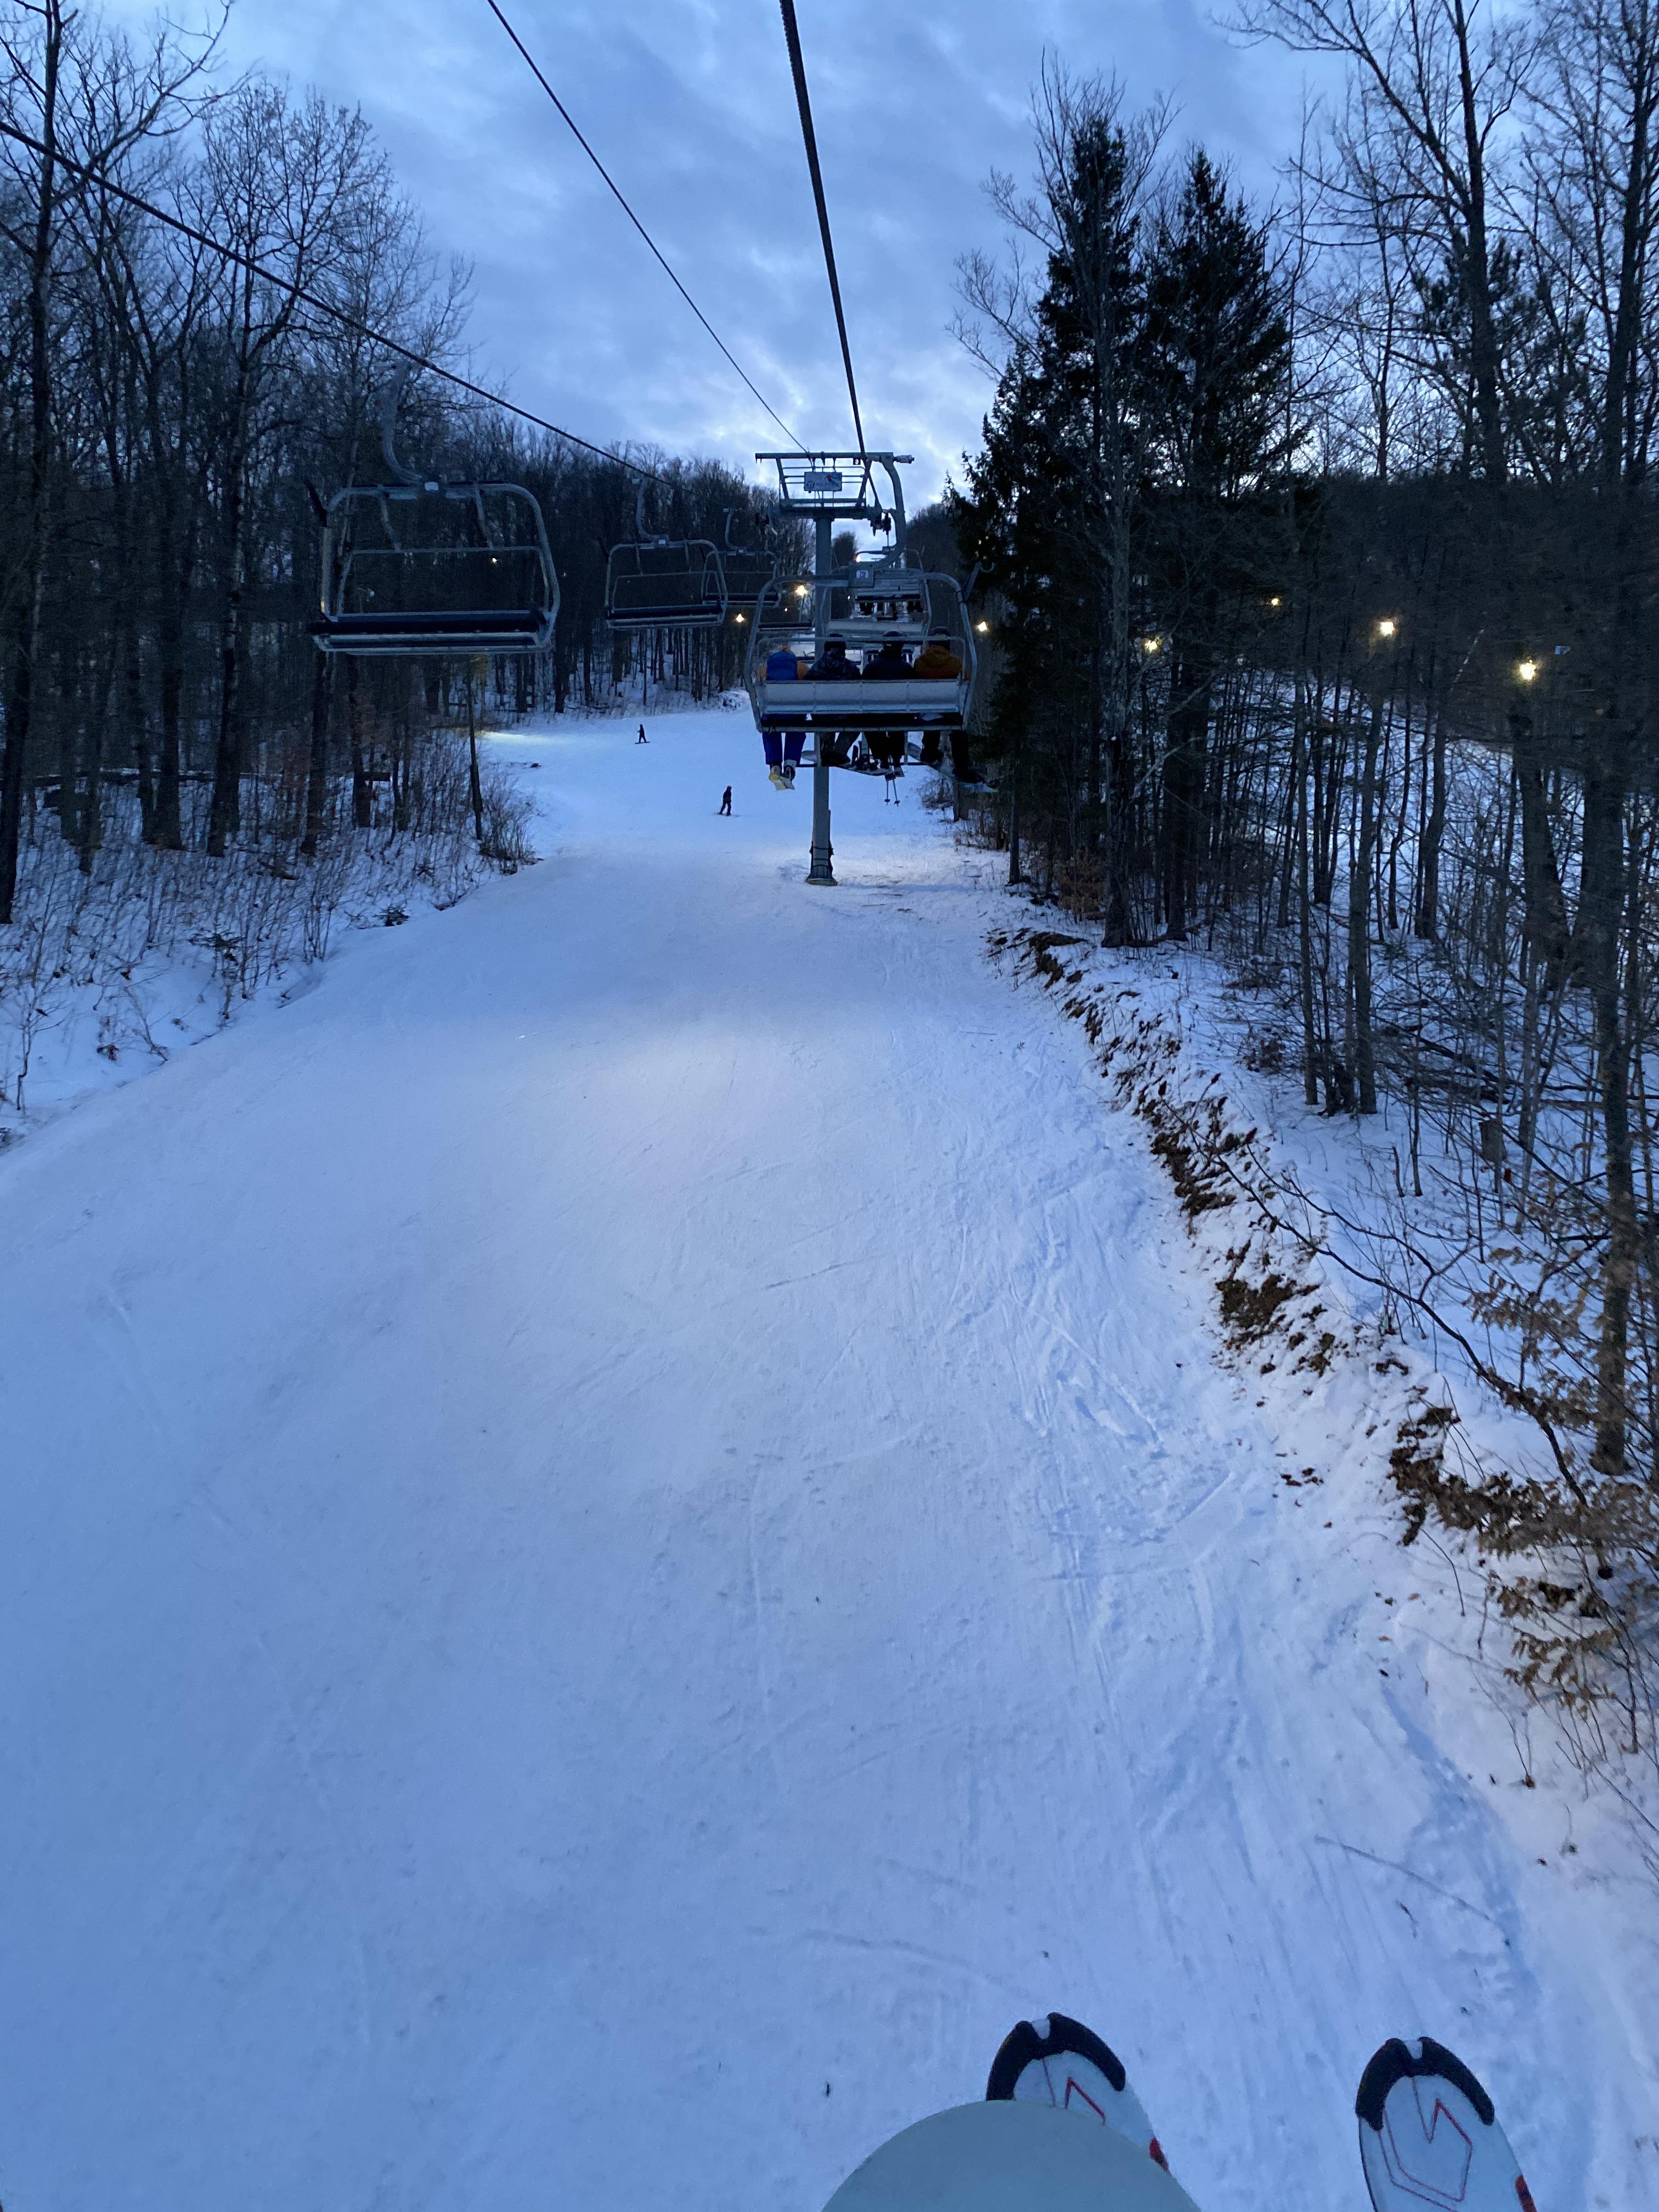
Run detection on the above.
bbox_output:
[111,0,1318,501]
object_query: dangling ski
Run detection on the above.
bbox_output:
[1357,2036,1538,2212]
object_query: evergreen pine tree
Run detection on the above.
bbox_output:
[1143,152,1291,936]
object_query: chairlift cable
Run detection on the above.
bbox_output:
[482,0,803,447]
[777,0,865,455]
[0,115,672,483]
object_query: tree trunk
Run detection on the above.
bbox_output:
[300,650,333,857]
[1510,711,1570,986]
[1452,0,1508,482]
[348,659,372,829]
[0,4,62,926]
[1162,657,1209,940]
[1579,744,1638,1476]
[1414,708,1448,938]
[206,425,249,855]
[1295,676,1319,1107]
[467,675,485,846]
[78,680,109,874]
[1348,693,1383,1114]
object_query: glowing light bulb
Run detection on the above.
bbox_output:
[1142,636,1161,654]
[1268,595,1281,608]
[1517,658,1538,683]
[975,620,989,633]
[1377,617,1397,639]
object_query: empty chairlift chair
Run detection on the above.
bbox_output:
[715,509,781,623]
[310,373,558,658]
[606,486,728,629]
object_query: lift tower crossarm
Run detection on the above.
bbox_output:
[755,450,911,549]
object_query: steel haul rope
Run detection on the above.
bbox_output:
[778,0,866,455]
[482,0,802,448]
[0,117,673,483]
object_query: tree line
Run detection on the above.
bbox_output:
[948,20,1659,1766]
[0,0,756,930]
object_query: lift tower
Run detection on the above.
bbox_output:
[755,451,911,885]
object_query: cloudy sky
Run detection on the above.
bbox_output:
[115,0,1318,503]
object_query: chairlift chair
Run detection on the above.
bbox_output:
[310,370,558,658]
[715,508,780,619]
[606,483,727,629]
[744,561,978,744]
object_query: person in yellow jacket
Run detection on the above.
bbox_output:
[913,630,963,679]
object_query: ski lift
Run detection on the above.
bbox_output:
[310,369,558,658]
[716,509,780,618]
[606,484,727,628]
[744,558,978,744]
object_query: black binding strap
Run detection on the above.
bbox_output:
[1356,2036,1496,2132]
[986,2013,1128,2103]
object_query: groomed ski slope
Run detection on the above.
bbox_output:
[0,708,1649,2211]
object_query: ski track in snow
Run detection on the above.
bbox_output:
[1,709,1651,2211]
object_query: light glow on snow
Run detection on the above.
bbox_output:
[0,707,1646,2212]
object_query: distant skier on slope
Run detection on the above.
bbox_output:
[718,786,732,816]
[820,2012,1538,2211]
[637,723,648,743]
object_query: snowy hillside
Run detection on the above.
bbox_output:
[1,708,1652,2212]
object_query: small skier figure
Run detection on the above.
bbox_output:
[637,723,648,743]
[718,785,732,816]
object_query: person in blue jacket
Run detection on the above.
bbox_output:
[762,645,806,786]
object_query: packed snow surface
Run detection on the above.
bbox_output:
[2,710,1651,2211]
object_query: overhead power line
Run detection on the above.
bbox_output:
[482,0,803,448]
[0,116,673,482]
[777,0,865,455]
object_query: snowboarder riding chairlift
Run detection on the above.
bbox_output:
[821,2010,1539,2211]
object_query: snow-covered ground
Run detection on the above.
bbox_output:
[2,707,1652,2211]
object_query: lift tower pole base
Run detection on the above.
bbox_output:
[807,757,835,884]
